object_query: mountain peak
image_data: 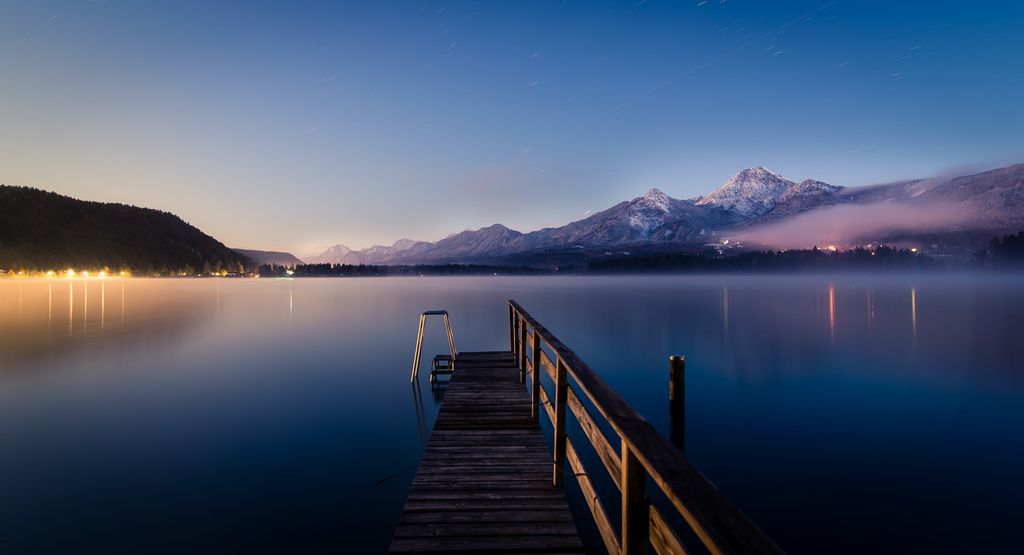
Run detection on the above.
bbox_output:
[735,166,783,180]
[391,238,420,249]
[639,188,673,211]
[307,243,361,264]
[697,166,795,217]
[323,243,352,253]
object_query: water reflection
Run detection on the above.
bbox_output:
[0,275,1021,554]
[828,284,836,341]
[867,288,875,324]
[721,287,729,332]
[410,380,427,446]
[911,287,918,339]
[68,280,74,337]
[0,278,214,365]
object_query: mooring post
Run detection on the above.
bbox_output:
[669,355,685,452]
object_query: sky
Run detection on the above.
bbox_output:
[1,1,1022,256]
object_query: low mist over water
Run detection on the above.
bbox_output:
[1,275,1022,553]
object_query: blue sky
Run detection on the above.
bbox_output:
[1,1,1021,254]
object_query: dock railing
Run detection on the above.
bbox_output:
[509,300,783,555]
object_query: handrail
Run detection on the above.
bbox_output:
[509,300,783,555]
[410,310,457,382]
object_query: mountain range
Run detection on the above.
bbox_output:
[309,163,1024,266]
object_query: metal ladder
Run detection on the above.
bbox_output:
[410,310,457,383]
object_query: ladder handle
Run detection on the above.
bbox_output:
[411,311,456,383]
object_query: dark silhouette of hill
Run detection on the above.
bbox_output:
[233,248,304,266]
[0,185,253,274]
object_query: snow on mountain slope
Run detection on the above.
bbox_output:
[696,167,795,217]
[755,179,845,221]
[627,188,672,233]
[307,244,362,264]
[385,224,526,263]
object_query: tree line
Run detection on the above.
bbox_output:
[258,263,545,277]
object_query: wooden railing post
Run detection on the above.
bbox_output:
[530,331,541,421]
[508,303,515,354]
[518,317,527,384]
[621,442,650,555]
[552,357,569,487]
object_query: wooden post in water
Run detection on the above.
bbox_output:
[530,331,541,421]
[552,357,569,487]
[621,442,650,555]
[669,355,685,452]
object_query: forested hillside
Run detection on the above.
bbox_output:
[0,185,253,274]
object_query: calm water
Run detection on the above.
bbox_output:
[1,275,1022,554]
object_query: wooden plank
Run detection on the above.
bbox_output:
[390,535,585,553]
[394,522,579,538]
[390,350,582,554]
[540,350,557,382]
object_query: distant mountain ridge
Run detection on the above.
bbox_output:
[312,163,1024,265]
[0,185,253,273]
[233,249,304,266]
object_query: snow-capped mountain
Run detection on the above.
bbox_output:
[755,179,845,222]
[307,244,363,264]
[310,238,432,264]
[521,188,736,250]
[696,167,797,217]
[310,164,1024,265]
[390,224,526,263]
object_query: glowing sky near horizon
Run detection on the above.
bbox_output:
[1,1,1022,255]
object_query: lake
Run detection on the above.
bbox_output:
[1,275,1022,554]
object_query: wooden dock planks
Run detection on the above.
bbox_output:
[390,351,584,555]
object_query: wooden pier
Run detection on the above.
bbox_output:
[390,351,583,554]
[391,301,783,555]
